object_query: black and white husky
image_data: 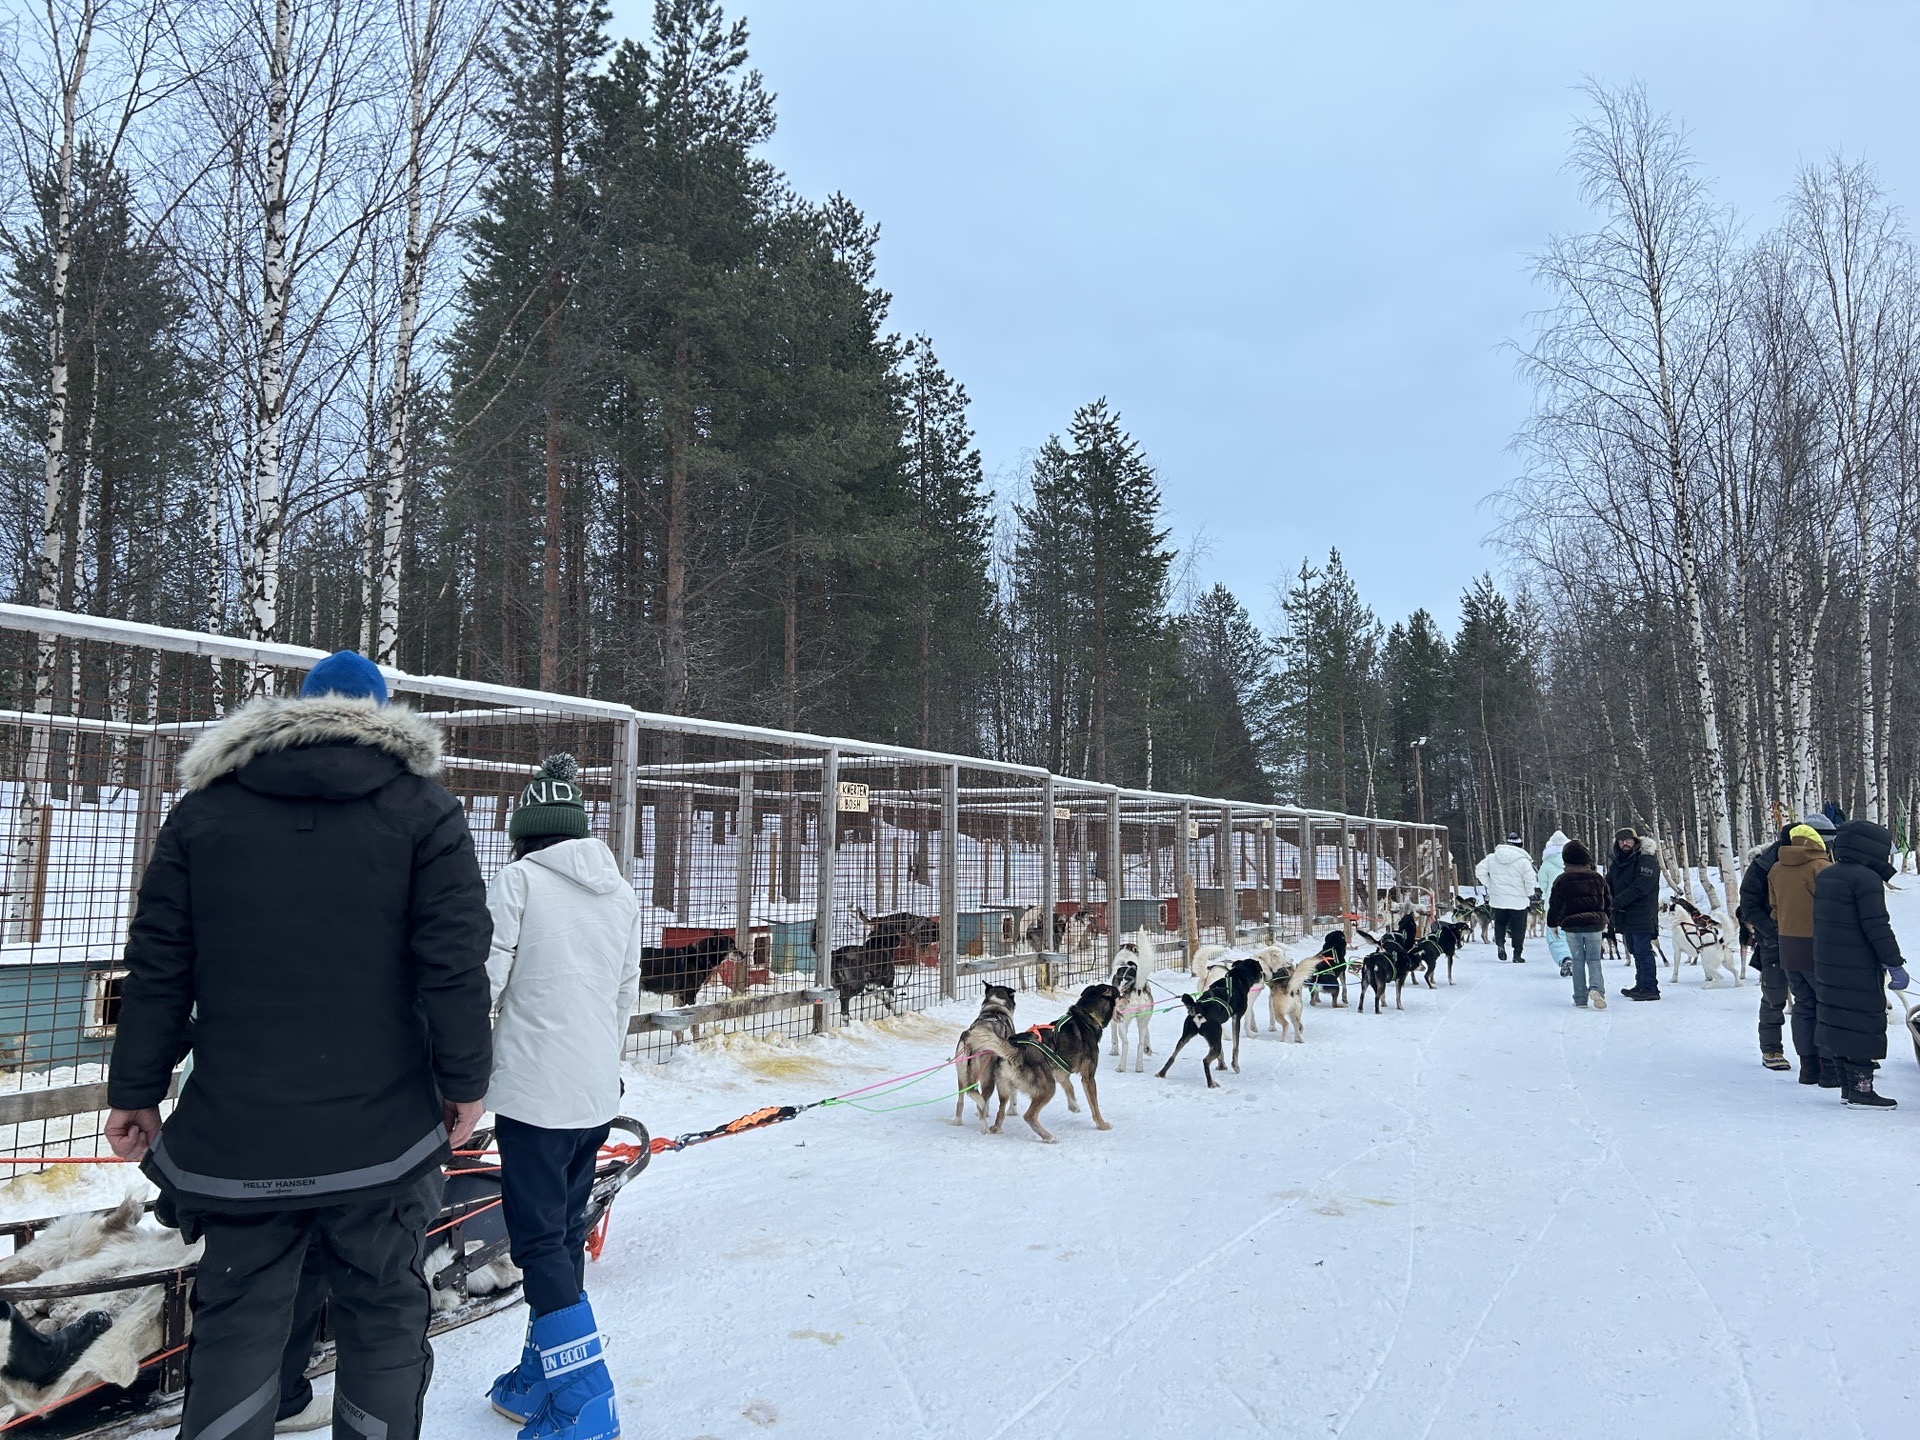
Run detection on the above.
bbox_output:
[1107,932,1155,1072]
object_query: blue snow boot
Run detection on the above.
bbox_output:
[489,1313,545,1422]
[519,1298,618,1440]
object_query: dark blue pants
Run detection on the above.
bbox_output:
[495,1116,610,1317]
[1624,931,1657,993]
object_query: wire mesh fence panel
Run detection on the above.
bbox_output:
[947,766,1050,997]
[623,729,832,1061]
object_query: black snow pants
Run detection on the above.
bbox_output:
[173,1169,442,1440]
[1493,908,1528,960]
[1756,954,1789,1054]
[495,1115,610,1317]
[1785,968,1821,1061]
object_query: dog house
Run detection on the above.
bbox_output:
[767,918,816,974]
[0,957,121,1072]
[661,924,772,990]
[1112,896,1175,936]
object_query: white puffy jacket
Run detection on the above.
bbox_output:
[485,838,642,1131]
[1475,843,1539,911]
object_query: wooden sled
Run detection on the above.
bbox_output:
[0,1118,651,1439]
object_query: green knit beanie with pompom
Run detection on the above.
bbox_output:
[510,753,590,841]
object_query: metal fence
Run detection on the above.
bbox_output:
[0,605,1449,1171]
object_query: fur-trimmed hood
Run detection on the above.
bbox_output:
[179,695,443,792]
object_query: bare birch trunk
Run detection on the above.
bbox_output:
[9,2,97,941]
[241,0,293,669]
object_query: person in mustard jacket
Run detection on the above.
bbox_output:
[1767,824,1830,1085]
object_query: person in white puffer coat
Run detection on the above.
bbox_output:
[1475,833,1539,963]
[1537,830,1572,976]
[483,754,639,1440]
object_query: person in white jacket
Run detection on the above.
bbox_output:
[484,755,639,1440]
[1475,832,1539,963]
[1537,830,1572,977]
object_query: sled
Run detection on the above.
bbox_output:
[0,1117,650,1439]
[1897,991,1920,1073]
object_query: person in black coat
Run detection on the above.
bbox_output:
[1737,825,1793,1070]
[1607,828,1663,999]
[1812,819,1910,1108]
[105,651,493,1440]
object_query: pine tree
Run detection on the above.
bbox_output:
[441,0,612,687]
[1169,583,1275,799]
[899,336,993,749]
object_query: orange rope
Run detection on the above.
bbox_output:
[0,1343,188,1432]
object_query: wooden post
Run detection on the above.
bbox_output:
[1299,816,1314,931]
[1217,805,1233,940]
[1106,789,1123,969]
[1338,819,1354,946]
[940,764,959,1002]
[734,769,755,988]
[815,748,838,1030]
[1177,802,1197,961]
[1368,822,1382,928]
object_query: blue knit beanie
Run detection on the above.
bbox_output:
[300,650,388,705]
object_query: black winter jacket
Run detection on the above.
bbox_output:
[1813,820,1904,1062]
[1737,827,1792,968]
[1546,867,1611,932]
[108,697,493,1212]
[1606,839,1661,933]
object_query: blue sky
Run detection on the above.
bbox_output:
[608,0,1920,630]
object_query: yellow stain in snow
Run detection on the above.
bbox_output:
[788,1328,844,1346]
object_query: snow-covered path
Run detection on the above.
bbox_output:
[410,928,1917,1440]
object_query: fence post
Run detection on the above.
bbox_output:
[940,763,959,1002]
[126,736,168,921]
[1040,773,1056,972]
[1106,789,1122,968]
[735,768,756,985]
[1176,801,1195,959]
[1368,822,1382,929]
[1338,819,1354,945]
[816,748,839,1030]
[1264,813,1278,941]
[609,715,640,881]
[1298,816,1313,930]
[1215,805,1232,939]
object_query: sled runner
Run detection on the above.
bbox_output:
[0,1117,650,1439]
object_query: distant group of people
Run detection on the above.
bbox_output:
[1475,813,1909,1106]
[1472,826,1659,1003]
[103,651,633,1440]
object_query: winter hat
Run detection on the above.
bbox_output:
[1798,810,1837,836]
[301,650,387,705]
[510,753,589,842]
[1789,823,1827,850]
[1504,832,1522,846]
[1613,827,1638,845]
[1563,839,1592,867]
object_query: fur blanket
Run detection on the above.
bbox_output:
[0,1197,198,1422]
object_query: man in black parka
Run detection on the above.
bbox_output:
[1608,828,1663,1000]
[105,651,492,1439]
[1812,819,1909,1108]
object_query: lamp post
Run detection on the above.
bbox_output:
[1411,736,1428,825]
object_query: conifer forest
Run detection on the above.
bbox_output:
[5,3,1920,881]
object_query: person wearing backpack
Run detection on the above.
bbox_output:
[484,755,642,1440]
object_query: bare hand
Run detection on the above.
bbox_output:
[105,1107,162,1162]
[444,1099,486,1149]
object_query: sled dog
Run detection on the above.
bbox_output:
[953,983,1018,1130]
[973,983,1121,1142]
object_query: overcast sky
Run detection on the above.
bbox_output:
[608,0,1920,630]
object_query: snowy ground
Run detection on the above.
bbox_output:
[115,900,1920,1439]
